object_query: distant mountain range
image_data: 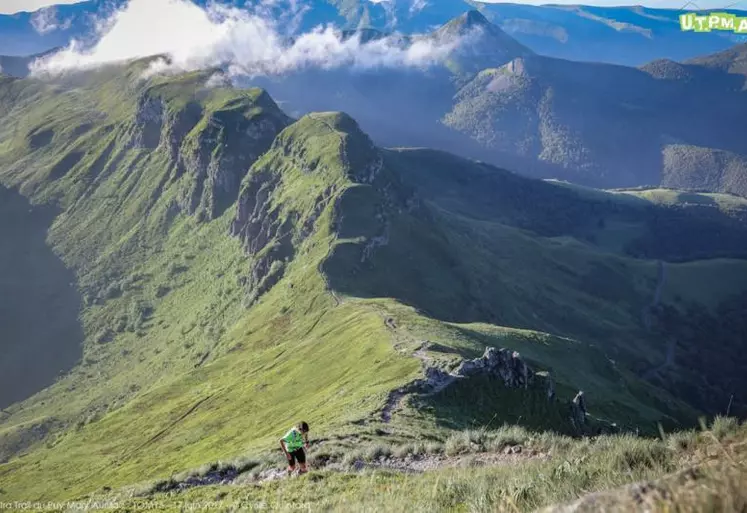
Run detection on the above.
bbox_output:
[0,0,744,65]
[239,11,747,197]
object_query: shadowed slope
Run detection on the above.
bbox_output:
[0,186,83,408]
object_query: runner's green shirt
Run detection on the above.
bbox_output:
[283,428,304,451]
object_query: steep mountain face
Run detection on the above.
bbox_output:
[442,55,673,187]
[229,112,387,304]
[442,39,747,193]
[1,63,747,501]
[144,86,291,220]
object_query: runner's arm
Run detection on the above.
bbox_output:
[279,438,290,458]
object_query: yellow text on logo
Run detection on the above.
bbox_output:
[680,12,747,33]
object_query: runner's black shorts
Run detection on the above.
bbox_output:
[287,448,306,466]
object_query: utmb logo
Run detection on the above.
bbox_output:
[680,12,747,32]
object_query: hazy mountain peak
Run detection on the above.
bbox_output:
[458,9,492,29]
[440,9,499,37]
[435,10,533,75]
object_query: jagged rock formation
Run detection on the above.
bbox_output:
[230,168,296,304]
[392,346,537,403]
[382,345,566,426]
[383,346,602,433]
[129,93,166,150]
[455,346,534,389]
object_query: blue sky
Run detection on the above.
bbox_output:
[2,0,746,15]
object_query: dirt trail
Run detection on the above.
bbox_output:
[162,446,548,492]
[380,340,461,423]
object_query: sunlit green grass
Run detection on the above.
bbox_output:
[108,420,747,513]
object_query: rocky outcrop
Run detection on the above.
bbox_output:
[162,101,203,167]
[412,346,535,398]
[455,346,534,388]
[176,103,287,220]
[571,390,588,431]
[231,169,292,303]
[129,93,166,150]
[382,346,538,422]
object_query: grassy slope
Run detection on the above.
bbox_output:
[0,66,746,503]
[327,146,747,415]
[107,419,747,513]
[0,81,426,500]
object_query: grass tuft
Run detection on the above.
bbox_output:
[711,416,741,441]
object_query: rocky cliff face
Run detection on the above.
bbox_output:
[394,345,611,435]
[392,346,537,400]
[230,112,403,303]
[230,168,295,304]
[130,88,290,221]
[176,96,289,220]
[129,92,166,150]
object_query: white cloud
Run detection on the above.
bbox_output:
[30,6,72,34]
[410,0,428,15]
[0,1,86,15]
[31,0,462,77]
